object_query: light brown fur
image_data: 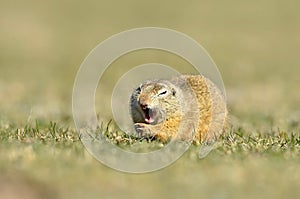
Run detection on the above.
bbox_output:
[130,75,227,143]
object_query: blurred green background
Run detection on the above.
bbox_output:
[0,0,299,199]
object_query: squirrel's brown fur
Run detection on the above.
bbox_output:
[130,75,227,144]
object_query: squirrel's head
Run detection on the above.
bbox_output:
[130,80,179,125]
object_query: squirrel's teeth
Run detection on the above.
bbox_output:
[144,108,154,124]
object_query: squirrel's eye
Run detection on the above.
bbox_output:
[158,89,168,96]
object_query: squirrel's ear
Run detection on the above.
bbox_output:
[136,86,141,93]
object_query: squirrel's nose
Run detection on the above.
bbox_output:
[140,104,147,110]
[138,95,149,108]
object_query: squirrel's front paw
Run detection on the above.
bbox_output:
[134,123,156,139]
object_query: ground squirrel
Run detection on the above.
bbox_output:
[130,74,227,144]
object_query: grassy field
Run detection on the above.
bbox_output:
[0,0,300,199]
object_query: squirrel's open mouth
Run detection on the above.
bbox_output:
[142,107,155,124]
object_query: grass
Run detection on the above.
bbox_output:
[0,120,299,199]
[1,120,299,155]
